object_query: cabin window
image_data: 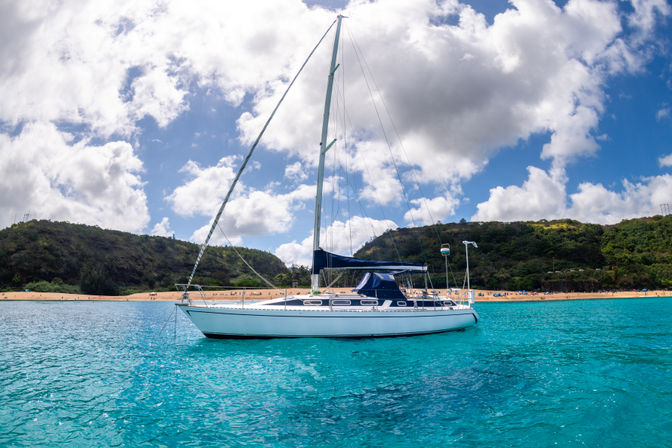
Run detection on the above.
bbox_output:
[396,301,407,307]
[302,299,322,306]
[332,299,351,306]
[360,299,378,306]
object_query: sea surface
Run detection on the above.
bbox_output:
[0,298,670,447]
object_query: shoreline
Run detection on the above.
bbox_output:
[1,288,669,303]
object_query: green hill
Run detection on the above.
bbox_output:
[354,216,672,291]
[3,216,671,294]
[0,220,288,295]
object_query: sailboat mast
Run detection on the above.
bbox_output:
[311,15,343,292]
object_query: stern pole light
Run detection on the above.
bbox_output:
[463,241,478,304]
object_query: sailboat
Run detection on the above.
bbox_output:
[177,16,479,338]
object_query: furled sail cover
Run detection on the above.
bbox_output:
[311,249,427,274]
[352,272,406,300]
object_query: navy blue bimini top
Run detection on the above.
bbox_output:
[352,272,406,300]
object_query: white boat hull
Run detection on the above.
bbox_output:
[177,303,478,338]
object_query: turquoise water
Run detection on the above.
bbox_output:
[0,298,670,447]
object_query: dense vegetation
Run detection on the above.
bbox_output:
[0,220,289,295]
[2,216,671,294]
[354,216,672,292]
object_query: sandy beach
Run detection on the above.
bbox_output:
[1,288,669,302]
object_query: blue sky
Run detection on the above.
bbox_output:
[1,0,671,266]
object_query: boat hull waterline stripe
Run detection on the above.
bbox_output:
[202,325,470,339]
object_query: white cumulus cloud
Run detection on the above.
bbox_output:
[284,161,308,182]
[166,157,239,217]
[0,122,149,232]
[238,0,631,181]
[567,175,672,223]
[2,0,670,238]
[404,194,460,226]
[473,166,672,224]
[659,153,672,167]
[187,180,336,245]
[150,217,173,237]
[231,0,669,232]
[472,167,567,222]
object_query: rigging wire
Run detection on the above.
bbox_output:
[184,18,338,291]
[325,271,344,288]
[347,29,434,288]
[325,102,406,287]
[448,261,458,290]
[335,62,406,266]
[345,31,447,295]
[324,29,405,272]
[346,30,444,248]
[328,80,341,258]
[157,305,176,338]
[216,222,278,290]
[323,25,349,276]
[341,37,354,256]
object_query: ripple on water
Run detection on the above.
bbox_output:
[0,298,671,447]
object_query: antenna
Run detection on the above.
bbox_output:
[462,241,477,290]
